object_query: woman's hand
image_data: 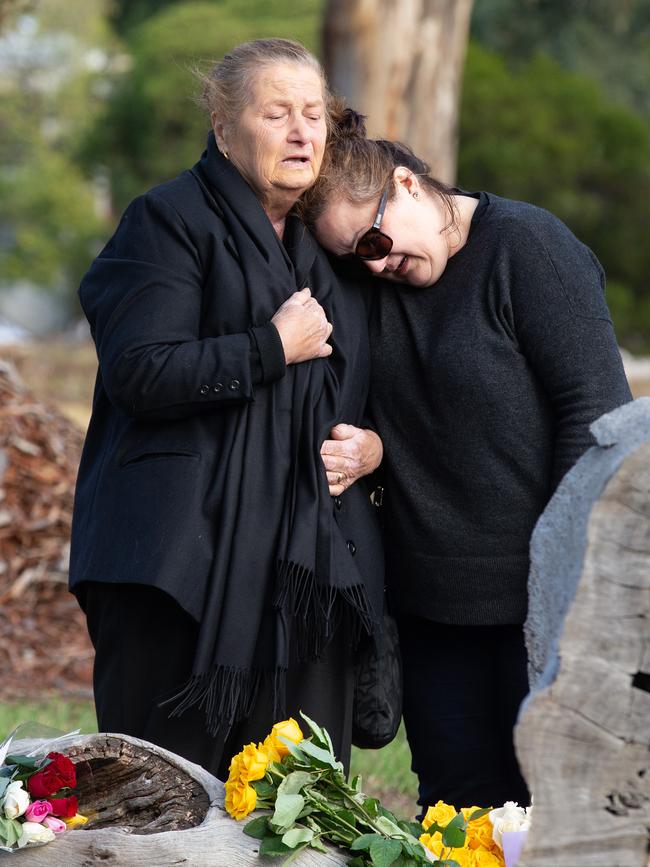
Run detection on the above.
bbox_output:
[320,424,384,496]
[272,287,333,364]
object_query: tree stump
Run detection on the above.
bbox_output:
[11,733,348,865]
[516,400,650,866]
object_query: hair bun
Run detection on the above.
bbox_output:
[328,102,367,139]
[340,108,367,137]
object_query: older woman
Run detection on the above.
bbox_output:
[69,42,384,779]
[301,110,632,811]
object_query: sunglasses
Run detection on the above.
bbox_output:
[354,186,393,260]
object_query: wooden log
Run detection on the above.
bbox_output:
[515,410,650,867]
[11,733,348,865]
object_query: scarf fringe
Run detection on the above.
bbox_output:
[274,560,376,659]
[162,565,376,737]
[161,665,271,738]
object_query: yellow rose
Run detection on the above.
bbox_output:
[237,742,269,783]
[261,735,282,764]
[225,779,257,820]
[266,718,304,759]
[463,808,498,852]
[63,813,89,828]
[472,849,505,866]
[419,831,444,857]
[422,800,458,831]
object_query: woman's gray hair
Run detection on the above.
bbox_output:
[198,38,329,127]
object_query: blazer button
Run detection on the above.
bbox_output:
[346,540,356,556]
[199,385,209,395]
[334,496,342,511]
[229,379,240,390]
[213,383,223,393]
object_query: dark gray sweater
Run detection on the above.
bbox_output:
[369,191,632,625]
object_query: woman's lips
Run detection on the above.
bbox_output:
[282,156,311,167]
[395,255,408,276]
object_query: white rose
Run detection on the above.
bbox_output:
[17,821,56,848]
[489,801,529,848]
[2,780,30,819]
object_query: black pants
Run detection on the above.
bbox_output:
[397,614,531,813]
[79,582,355,780]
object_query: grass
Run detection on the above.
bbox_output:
[0,699,419,816]
[0,699,97,742]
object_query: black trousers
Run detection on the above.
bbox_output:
[397,614,531,813]
[79,582,355,780]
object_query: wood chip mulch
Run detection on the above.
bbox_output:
[0,359,94,701]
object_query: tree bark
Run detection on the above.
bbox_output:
[322,0,475,184]
[515,439,650,866]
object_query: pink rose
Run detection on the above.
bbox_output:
[24,800,52,823]
[43,816,67,834]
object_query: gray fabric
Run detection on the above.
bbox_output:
[524,397,650,692]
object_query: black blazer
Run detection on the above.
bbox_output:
[69,162,383,620]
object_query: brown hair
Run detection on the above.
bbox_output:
[197,38,332,131]
[300,103,458,231]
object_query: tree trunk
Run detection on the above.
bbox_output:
[322,0,475,184]
[12,734,348,866]
[515,407,650,866]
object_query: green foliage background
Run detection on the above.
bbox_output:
[2,0,650,345]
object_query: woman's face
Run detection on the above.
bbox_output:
[214,62,327,207]
[314,171,454,288]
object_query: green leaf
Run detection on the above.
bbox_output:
[347,858,367,867]
[363,797,380,818]
[334,809,357,829]
[278,738,310,764]
[259,835,292,856]
[251,778,276,799]
[375,815,404,837]
[298,711,327,745]
[276,771,315,797]
[350,832,380,851]
[5,754,40,769]
[350,774,363,793]
[310,835,328,853]
[280,842,311,865]
[441,826,466,849]
[298,740,342,770]
[243,816,270,839]
[282,826,314,847]
[0,777,10,799]
[0,817,22,847]
[271,793,305,832]
[397,820,425,839]
[369,836,403,867]
[468,807,492,822]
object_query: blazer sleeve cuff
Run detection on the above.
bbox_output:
[249,322,287,384]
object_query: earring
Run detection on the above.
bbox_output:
[413,191,419,200]
[221,149,229,160]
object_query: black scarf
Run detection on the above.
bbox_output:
[165,134,378,735]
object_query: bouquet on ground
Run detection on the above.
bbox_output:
[225,712,502,867]
[0,728,87,851]
[420,800,532,867]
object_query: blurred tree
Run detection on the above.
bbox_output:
[85,0,323,211]
[471,0,650,120]
[0,0,113,307]
[323,0,474,184]
[459,43,650,348]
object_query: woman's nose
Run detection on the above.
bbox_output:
[364,258,388,274]
[288,113,310,142]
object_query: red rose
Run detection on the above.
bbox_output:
[27,752,77,798]
[48,795,79,818]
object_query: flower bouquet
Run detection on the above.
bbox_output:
[0,726,87,851]
[224,712,529,867]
